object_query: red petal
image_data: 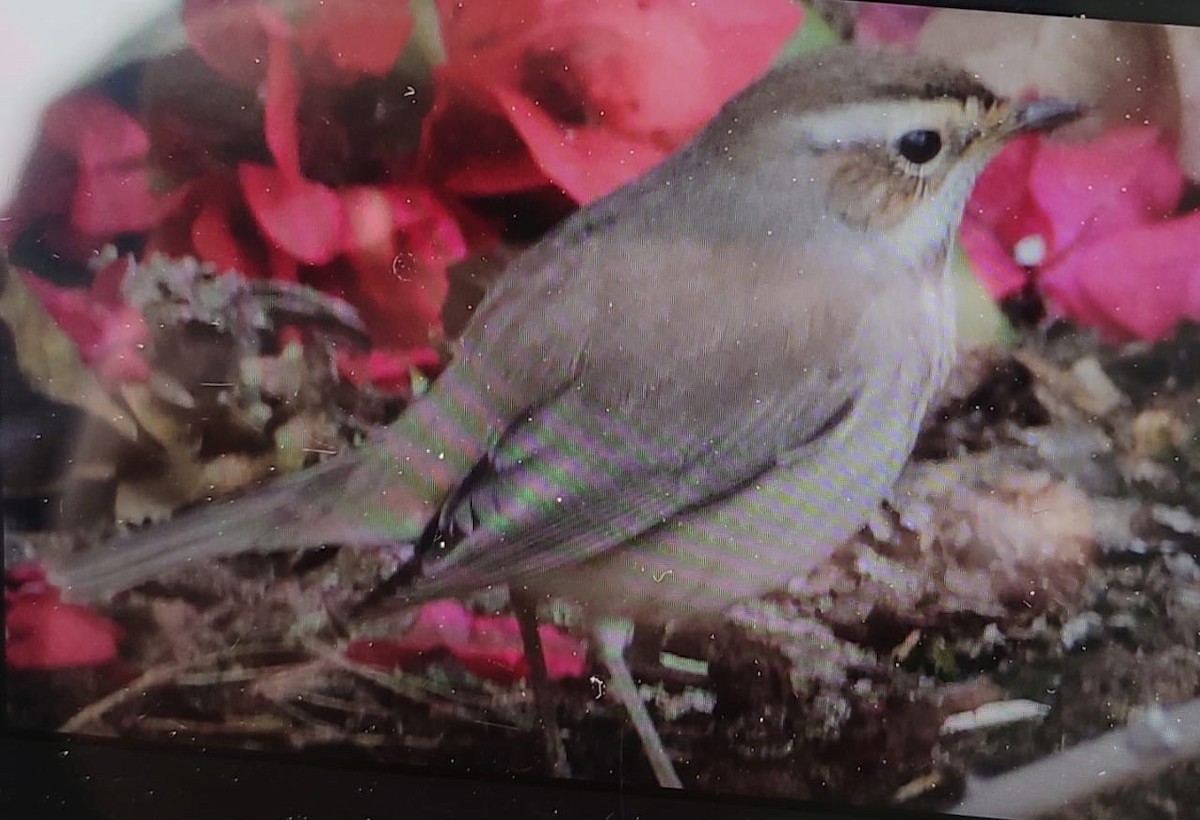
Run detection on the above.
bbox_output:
[295,0,414,81]
[492,86,669,203]
[90,256,135,306]
[385,186,468,264]
[35,93,157,236]
[182,0,271,86]
[183,176,270,278]
[436,0,547,55]
[335,184,462,346]
[419,77,554,195]
[345,600,585,684]
[424,0,800,202]
[4,562,50,596]
[458,614,585,682]
[71,164,158,236]
[41,92,149,166]
[261,12,303,178]
[6,595,123,670]
[337,346,442,393]
[21,271,150,386]
[239,163,343,265]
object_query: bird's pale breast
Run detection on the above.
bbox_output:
[532,274,954,624]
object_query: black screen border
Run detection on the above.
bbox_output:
[3,0,1197,818]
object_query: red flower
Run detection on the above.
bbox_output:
[2,93,159,259]
[419,0,803,204]
[150,7,465,349]
[346,599,586,684]
[5,563,124,670]
[960,125,1200,341]
[337,345,443,396]
[21,260,151,387]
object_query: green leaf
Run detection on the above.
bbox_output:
[406,0,446,67]
[952,241,1016,347]
[777,2,842,63]
[0,262,138,440]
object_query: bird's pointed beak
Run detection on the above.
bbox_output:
[1006,98,1086,135]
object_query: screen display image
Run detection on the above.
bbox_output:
[4,2,1200,818]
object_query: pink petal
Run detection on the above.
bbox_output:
[968,135,1040,228]
[1040,213,1200,341]
[1030,126,1184,252]
[517,10,715,137]
[239,163,343,265]
[670,0,805,102]
[385,186,468,264]
[853,3,935,47]
[958,217,1031,299]
[337,184,462,347]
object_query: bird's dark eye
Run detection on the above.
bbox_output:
[896,129,943,164]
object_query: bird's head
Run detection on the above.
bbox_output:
[706,46,1083,270]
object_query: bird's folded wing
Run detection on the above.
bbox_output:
[405,366,861,601]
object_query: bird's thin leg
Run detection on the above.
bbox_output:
[593,616,683,789]
[511,586,571,778]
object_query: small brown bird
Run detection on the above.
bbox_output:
[47,46,1081,786]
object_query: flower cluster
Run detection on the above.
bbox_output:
[961,126,1198,341]
[4,0,802,396]
[851,4,1200,342]
[2,0,803,670]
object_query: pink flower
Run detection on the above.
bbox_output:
[346,599,586,684]
[419,0,804,204]
[960,125,1200,341]
[5,563,124,670]
[2,93,159,259]
[21,260,151,387]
